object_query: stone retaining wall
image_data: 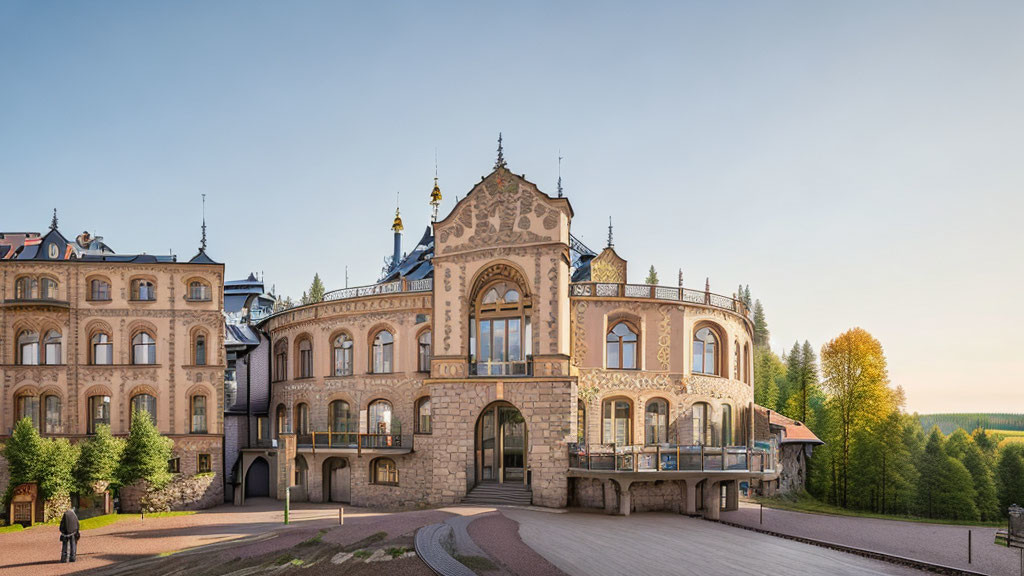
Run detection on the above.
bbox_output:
[120,472,222,513]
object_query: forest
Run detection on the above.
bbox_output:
[744,285,1024,522]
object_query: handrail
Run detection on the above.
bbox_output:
[569,282,752,320]
[567,443,776,473]
[300,432,409,456]
[323,278,433,302]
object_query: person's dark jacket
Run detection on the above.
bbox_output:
[59,509,80,540]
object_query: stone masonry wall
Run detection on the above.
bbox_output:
[568,477,605,509]
[629,480,686,513]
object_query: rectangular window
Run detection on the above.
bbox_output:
[45,341,61,365]
[88,396,111,434]
[20,343,39,366]
[168,458,180,473]
[198,454,211,474]
[93,341,112,364]
[191,396,208,433]
[17,396,40,429]
[300,350,312,378]
[44,396,61,434]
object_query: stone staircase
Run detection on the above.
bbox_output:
[462,482,533,506]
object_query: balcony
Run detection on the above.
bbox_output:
[568,443,776,475]
[295,432,412,456]
[2,297,70,310]
[468,359,533,377]
[323,278,432,302]
[570,282,751,321]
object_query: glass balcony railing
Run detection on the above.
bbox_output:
[568,443,776,474]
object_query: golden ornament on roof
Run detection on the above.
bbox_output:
[392,207,404,232]
[430,177,442,204]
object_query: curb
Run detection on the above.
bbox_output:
[415,523,476,576]
[712,518,990,576]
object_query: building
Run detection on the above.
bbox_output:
[242,148,783,518]
[0,213,225,509]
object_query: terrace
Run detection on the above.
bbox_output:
[569,282,752,321]
[568,442,777,477]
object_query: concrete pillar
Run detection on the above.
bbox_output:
[683,480,698,515]
[725,480,739,511]
[603,480,617,515]
[702,480,720,520]
[616,480,632,516]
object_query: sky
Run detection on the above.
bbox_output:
[1,1,1022,414]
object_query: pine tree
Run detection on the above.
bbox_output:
[962,442,1000,521]
[743,285,752,308]
[996,444,1024,516]
[75,424,126,494]
[645,266,659,285]
[916,427,979,520]
[752,300,769,347]
[300,291,309,305]
[118,408,174,490]
[753,346,785,411]
[308,273,326,303]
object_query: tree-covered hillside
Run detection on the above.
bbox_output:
[919,414,1024,435]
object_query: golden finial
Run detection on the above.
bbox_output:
[392,192,404,232]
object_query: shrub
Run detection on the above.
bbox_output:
[75,424,125,494]
[117,408,173,490]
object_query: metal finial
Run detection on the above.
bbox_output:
[678,269,683,288]
[705,277,710,292]
[392,191,403,232]
[557,151,564,198]
[607,216,614,248]
[495,132,507,169]
[199,194,207,252]
[345,265,349,288]
[430,150,442,222]
[50,208,58,231]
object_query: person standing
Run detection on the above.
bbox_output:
[58,507,80,563]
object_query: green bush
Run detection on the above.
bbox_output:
[75,424,125,494]
[117,408,173,490]
[37,438,79,501]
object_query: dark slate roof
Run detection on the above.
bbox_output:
[78,254,177,263]
[17,227,71,260]
[381,226,434,282]
[225,323,261,348]
[0,246,8,259]
[188,249,219,265]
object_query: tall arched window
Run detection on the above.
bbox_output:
[744,343,751,385]
[88,395,111,434]
[89,279,111,301]
[275,404,288,437]
[721,404,733,446]
[370,457,398,486]
[329,400,354,434]
[295,403,309,435]
[332,333,353,376]
[606,322,638,370]
[194,334,207,366]
[91,332,112,365]
[274,340,287,382]
[368,399,393,435]
[577,399,587,444]
[734,340,741,380]
[415,397,431,434]
[645,398,669,445]
[131,279,155,301]
[471,279,530,377]
[43,330,61,365]
[40,278,58,299]
[43,395,62,434]
[132,332,156,364]
[417,331,431,372]
[131,394,157,425]
[16,394,40,430]
[15,277,37,299]
[692,402,710,446]
[371,330,393,374]
[692,326,720,376]
[298,338,313,378]
[602,398,632,446]
[191,395,208,433]
[17,330,39,365]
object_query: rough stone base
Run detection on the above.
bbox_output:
[630,480,685,513]
[568,477,605,509]
[120,473,223,513]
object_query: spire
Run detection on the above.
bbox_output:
[391,192,403,273]
[199,194,208,252]
[430,150,442,222]
[607,216,614,248]
[678,269,684,288]
[495,132,507,169]
[557,151,564,198]
[50,208,58,231]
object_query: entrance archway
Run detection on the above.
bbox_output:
[322,457,351,503]
[245,457,270,499]
[475,402,528,486]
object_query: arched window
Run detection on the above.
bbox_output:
[471,280,530,376]
[40,278,58,300]
[16,394,40,430]
[91,332,113,365]
[415,397,431,434]
[88,395,111,434]
[602,398,632,446]
[15,277,38,299]
[734,341,741,380]
[188,280,211,301]
[276,404,288,437]
[295,403,309,435]
[43,330,61,365]
[17,330,39,365]
[298,338,313,378]
[577,399,586,444]
[43,395,62,434]
[721,404,733,446]
[273,340,287,382]
[692,326,720,376]
[194,334,207,366]
[371,330,393,374]
[743,343,751,385]
[645,398,669,445]
[370,457,398,486]
[89,279,111,301]
[606,322,638,370]
[131,394,157,425]
[191,395,208,433]
[329,400,354,436]
[132,332,156,365]
[131,279,156,301]
[692,402,710,446]
[332,333,353,376]
[368,399,393,435]
[417,331,431,372]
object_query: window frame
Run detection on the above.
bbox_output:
[606,321,639,370]
[692,324,723,376]
[130,393,158,426]
[187,280,212,302]
[43,394,62,434]
[368,399,394,435]
[88,395,111,434]
[692,402,710,446]
[644,397,670,446]
[198,453,211,474]
[601,397,633,446]
[131,331,157,365]
[332,332,353,376]
[16,394,41,431]
[130,279,156,302]
[370,330,394,374]
[191,395,208,434]
[297,337,313,379]
[417,330,431,373]
[88,278,112,302]
[470,280,531,377]
[415,396,432,434]
[91,332,113,365]
[370,457,399,486]
[17,330,40,365]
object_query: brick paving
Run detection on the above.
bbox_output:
[722,501,1021,576]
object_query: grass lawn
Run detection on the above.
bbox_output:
[0,524,25,534]
[80,511,196,531]
[756,493,1006,527]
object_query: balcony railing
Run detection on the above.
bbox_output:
[569,283,751,320]
[568,443,776,474]
[468,360,533,377]
[323,278,432,302]
[296,432,410,456]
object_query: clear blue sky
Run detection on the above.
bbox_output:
[2,1,1022,413]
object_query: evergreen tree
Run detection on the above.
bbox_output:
[75,424,126,494]
[962,442,1000,521]
[743,285,752,307]
[753,346,785,411]
[300,291,309,305]
[752,300,769,347]
[308,273,326,303]
[37,438,79,502]
[916,428,979,520]
[971,428,998,465]
[996,444,1024,516]
[645,266,659,285]
[117,408,174,490]
[1,418,44,505]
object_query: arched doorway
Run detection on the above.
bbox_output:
[245,457,270,499]
[475,402,528,486]
[293,455,309,501]
[322,457,350,503]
